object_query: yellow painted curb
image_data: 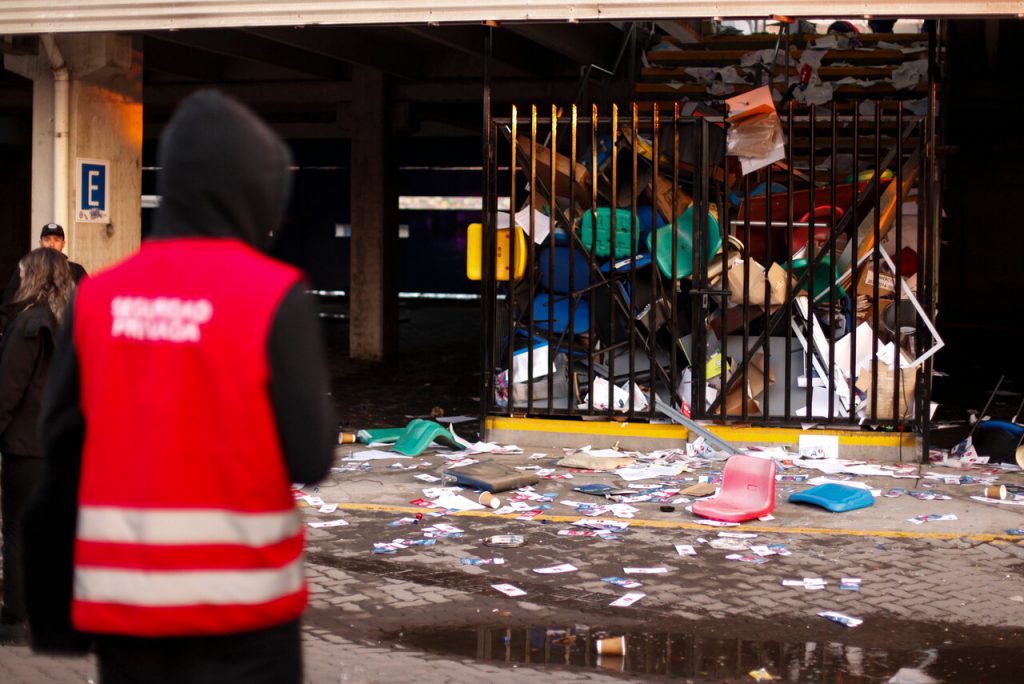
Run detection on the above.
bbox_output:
[486,416,685,439]
[486,415,914,447]
[708,425,914,447]
[333,503,1020,544]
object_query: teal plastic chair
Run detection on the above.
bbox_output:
[355,427,407,444]
[786,255,847,301]
[390,419,466,456]
[646,206,722,280]
[580,208,640,259]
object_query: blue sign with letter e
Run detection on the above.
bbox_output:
[78,159,109,222]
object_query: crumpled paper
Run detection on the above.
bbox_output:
[891,59,929,90]
[582,377,649,412]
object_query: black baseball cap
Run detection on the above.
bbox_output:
[40,223,65,239]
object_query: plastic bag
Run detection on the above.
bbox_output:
[726,110,783,159]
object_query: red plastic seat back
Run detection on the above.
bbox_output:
[791,205,846,255]
[692,454,777,522]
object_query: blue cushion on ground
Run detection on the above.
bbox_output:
[788,483,874,512]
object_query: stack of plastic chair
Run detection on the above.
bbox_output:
[691,454,777,522]
[646,205,722,280]
[533,241,591,336]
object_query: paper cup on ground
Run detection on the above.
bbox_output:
[596,655,625,673]
[478,491,500,509]
[595,636,626,656]
[985,485,1007,500]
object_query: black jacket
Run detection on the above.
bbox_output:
[21,90,336,654]
[0,302,57,457]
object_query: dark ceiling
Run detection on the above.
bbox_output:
[141,23,639,138]
[1,22,642,142]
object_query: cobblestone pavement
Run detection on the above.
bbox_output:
[301,511,1024,631]
[4,445,1024,682]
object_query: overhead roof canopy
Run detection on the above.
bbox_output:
[1,3,1011,144]
[0,1,1021,35]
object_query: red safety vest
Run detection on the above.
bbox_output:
[71,238,307,637]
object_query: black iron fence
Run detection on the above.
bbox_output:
[479,96,939,451]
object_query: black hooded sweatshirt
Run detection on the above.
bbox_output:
[20,90,336,652]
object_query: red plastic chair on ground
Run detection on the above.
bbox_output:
[691,454,777,523]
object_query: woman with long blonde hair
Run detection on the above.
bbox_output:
[0,247,74,643]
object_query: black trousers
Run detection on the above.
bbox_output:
[1,452,43,622]
[96,619,302,684]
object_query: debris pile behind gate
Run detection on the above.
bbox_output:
[475,27,942,458]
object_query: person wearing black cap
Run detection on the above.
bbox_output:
[2,223,88,309]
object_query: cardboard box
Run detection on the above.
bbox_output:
[724,382,762,416]
[516,136,593,208]
[728,259,793,307]
[856,362,918,421]
[853,263,896,323]
[653,173,692,223]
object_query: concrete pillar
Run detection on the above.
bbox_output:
[5,33,142,273]
[349,66,399,360]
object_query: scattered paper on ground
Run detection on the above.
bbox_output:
[533,563,578,574]
[616,464,686,481]
[818,611,863,627]
[623,567,669,574]
[308,519,349,528]
[609,592,646,607]
[344,450,411,461]
[431,492,486,512]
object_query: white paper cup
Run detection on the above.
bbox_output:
[595,636,626,656]
[478,491,500,509]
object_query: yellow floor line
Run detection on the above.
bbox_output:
[333,502,1021,543]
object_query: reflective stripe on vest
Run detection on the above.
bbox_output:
[74,556,304,607]
[78,506,300,546]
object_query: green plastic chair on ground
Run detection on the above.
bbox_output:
[354,419,466,457]
[389,419,466,456]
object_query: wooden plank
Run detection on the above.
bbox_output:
[633,82,928,97]
[640,65,905,83]
[647,47,920,66]
[646,48,796,65]
[837,151,921,290]
[656,32,929,50]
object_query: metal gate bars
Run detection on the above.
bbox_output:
[479,98,939,448]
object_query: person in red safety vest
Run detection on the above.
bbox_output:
[20,90,335,683]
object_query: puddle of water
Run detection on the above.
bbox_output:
[389,625,1022,682]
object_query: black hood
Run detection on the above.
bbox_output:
[152,90,292,247]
